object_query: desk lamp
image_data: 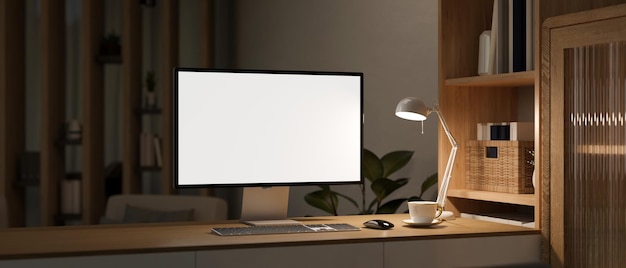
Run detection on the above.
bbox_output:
[395,97,457,220]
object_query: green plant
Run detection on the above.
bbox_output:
[145,71,155,92]
[305,149,437,215]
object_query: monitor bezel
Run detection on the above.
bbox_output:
[172,67,364,189]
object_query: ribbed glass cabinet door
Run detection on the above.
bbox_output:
[563,42,626,267]
[544,7,626,266]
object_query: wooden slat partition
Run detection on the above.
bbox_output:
[0,0,26,227]
[199,0,215,196]
[40,0,66,226]
[81,0,105,224]
[160,0,179,195]
[122,0,142,194]
[200,0,215,68]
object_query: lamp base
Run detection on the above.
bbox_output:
[440,211,456,220]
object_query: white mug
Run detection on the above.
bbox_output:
[407,201,443,223]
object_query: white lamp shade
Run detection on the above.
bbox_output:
[395,97,429,121]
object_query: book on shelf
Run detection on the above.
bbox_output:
[140,132,163,168]
[486,0,533,74]
[153,136,162,167]
[61,178,81,214]
[477,122,533,141]
[140,132,155,167]
[461,212,535,228]
[525,0,534,71]
[509,0,526,72]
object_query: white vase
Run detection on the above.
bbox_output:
[145,91,156,108]
[532,168,537,189]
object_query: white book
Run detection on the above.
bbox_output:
[140,132,155,167]
[477,123,491,140]
[146,132,154,167]
[461,212,534,228]
[72,180,81,214]
[140,133,147,166]
[153,136,163,167]
[61,180,74,214]
[61,179,81,214]
[476,123,490,141]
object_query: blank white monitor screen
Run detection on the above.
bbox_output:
[174,68,363,188]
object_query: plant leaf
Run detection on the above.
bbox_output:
[371,178,409,202]
[304,190,338,216]
[381,151,414,178]
[362,149,383,183]
[419,173,439,198]
[376,198,407,214]
[366,199,378,214]
[335,192,359,210]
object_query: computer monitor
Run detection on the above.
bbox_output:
[173,68,363,225]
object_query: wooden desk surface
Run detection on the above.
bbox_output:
[0,214,539,260]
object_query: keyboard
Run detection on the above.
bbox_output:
[211,223,360,236]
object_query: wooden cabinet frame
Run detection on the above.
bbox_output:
[541,4,626,266]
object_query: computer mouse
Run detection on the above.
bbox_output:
[363,219,394,230]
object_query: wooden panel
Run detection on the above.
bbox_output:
[81,0,105,225]
[40,0,66,226]
[445,71,535,87]
[200,0,215,68]
[0,0,25,227]
[122,0,142,194]
[542,4,626,266]
[199,0,215,196]
[439,0,493,79]
[160,0,179,195]
[540,0,626,23]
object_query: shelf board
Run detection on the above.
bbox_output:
[96,54,122,64]
[447,189,535,206]
[140,166,162,172]
[14,180,39,187]
[445,71,535,87]
[138,107,162,115]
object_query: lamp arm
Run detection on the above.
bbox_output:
[434,108,457,210]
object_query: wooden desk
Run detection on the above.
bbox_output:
[0,214,541,268]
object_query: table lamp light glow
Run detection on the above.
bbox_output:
[395,97,457,220]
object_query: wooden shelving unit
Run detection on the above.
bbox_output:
[0,1,217,227]
[444,71,535,87]
[0,0,26,227]
[438,0,540,226]
[438,0,626,234]
[40,0,66,227]
[447,189,535,206]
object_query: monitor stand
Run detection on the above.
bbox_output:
[240,186,301,226]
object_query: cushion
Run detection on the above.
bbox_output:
[122,205,195,223]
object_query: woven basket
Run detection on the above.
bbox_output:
[466,140,534,194]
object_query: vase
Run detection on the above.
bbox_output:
[145,91,156,108]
